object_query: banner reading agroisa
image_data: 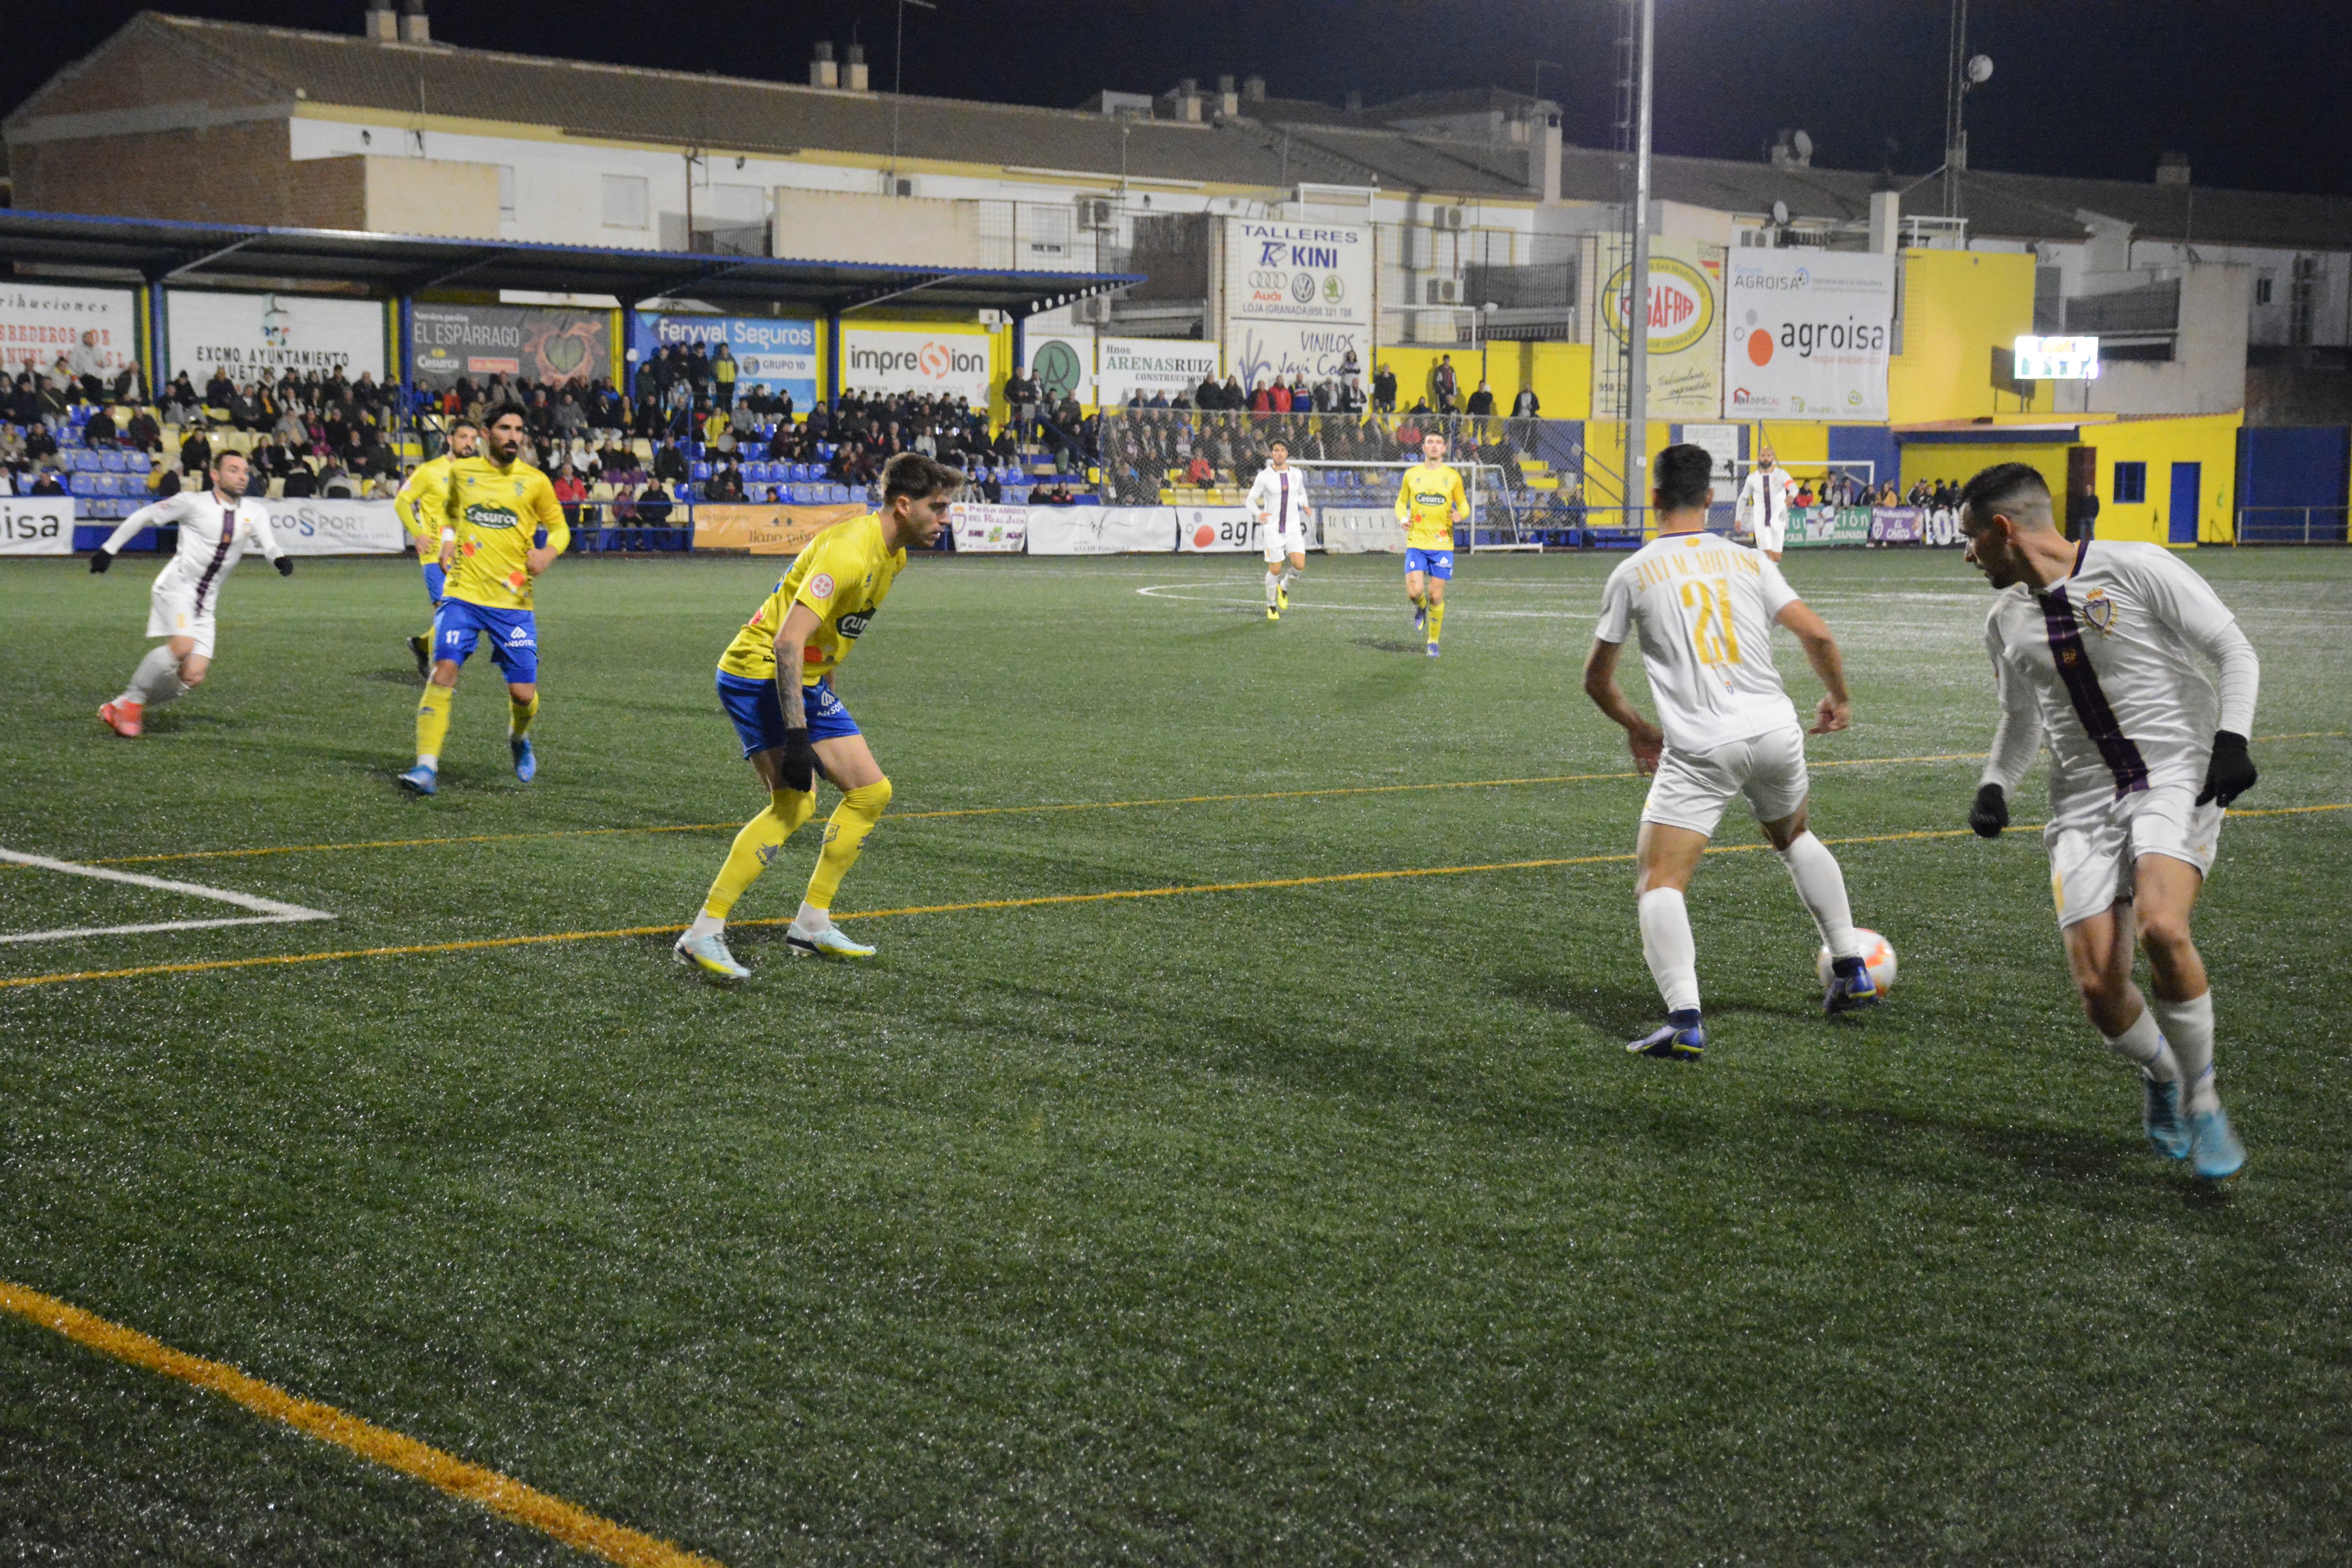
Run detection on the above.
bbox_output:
[1722,251,1895,421]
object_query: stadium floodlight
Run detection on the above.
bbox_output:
[1967,54,1995,85]
[2013,335,2100,380]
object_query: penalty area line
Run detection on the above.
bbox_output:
[0,846,334,946]
[0,1278,724,1568]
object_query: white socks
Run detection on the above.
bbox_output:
[685,910,724,941]
[2153,991,2219,1112]
[1637,887,1701,1015]
[1265,573,1280,607]
[2102,1004,2182,1084]
[1280,564,1300,590]
[124,645,186,708]
[790,900,830,937]
[1778,831,1859,960]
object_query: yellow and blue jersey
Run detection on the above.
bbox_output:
[394,453,457,550]
[441,456,568,611]
[718,512,905,686]
[1395,461,1467,549]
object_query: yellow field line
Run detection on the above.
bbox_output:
[0,1278,723,1568]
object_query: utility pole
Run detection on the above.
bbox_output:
[1942,0,1966,219]
[1624,0,1654,533]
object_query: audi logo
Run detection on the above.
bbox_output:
[1248,271,1291,289]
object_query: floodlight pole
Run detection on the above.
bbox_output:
[1943,0,1967,218]
[1625,0,1654,533]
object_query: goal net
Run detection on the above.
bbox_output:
[1292,460,1538,554]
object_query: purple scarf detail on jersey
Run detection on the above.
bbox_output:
[2038,546,2149,798]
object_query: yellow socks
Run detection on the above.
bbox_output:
[509,692,540,738]
[701,788,816,920]
[1427,599,1446,645]
[415,682,453,765]
[804,777,892,914]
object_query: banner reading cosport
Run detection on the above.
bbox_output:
[1223,218,1371,392]
[839,326,992,404]
[1722,252,1895,421]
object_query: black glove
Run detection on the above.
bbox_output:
[779,727,817,794]
[2197,731,2257,808]
[275,555,295,577]
[1969,782,2010,839]
[88,548,113,574]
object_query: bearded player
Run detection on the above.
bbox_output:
[91,449,293,737]
[1248,439,1311,621]
[1958,463,2260,1180]
[674,452,960,981]
[1395,430,1468,657]
[398,406,566,795]
[395,417,478,676]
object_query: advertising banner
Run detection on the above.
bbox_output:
[262,498,405,555]
[839,326,993,404]
[0,282,138,386]
[412,304,612,390]
[1027,505,1173,556]
[1786,506,1875,548]
[691,503,862,555]
[0,496,74,556]
[1321,506,1406,554]
[1098,338,1222,406]
[167,291,386,382]
[1868,506,1926,545]
[1174,504,1258,553]
[1223,218,1372,393]
[1722,251,1895,420]
[1593,237,1724,419]
[1025,334,1094,406]
[949,502,1028,554]
[631,314,818,406]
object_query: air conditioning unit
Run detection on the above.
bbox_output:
[1073,295,1114,326]
[1076,197,1116,229]
[1438,207,1464,230]
[890,176,915,198]
[1424,278,1460,305]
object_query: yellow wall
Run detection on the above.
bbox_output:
[1375,342,1587,418]
[1899,440,2070,501]
[1888,249,2044,423]
[2085,414,2241,546]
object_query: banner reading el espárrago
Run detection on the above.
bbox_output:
[411,304,612,390]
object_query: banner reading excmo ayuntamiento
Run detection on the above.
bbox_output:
[1722,252,1895,421]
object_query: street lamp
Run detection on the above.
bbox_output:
[1473,300,1500,390]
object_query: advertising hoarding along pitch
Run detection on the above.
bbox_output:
[167,291,387,382]
[838,325,993,404]
[411,305,612,390]
[1223,218,1371,393]
[0,497,75,556]
[632,314,819,406]
[0,283,138,385]
[1722,252,1895,421]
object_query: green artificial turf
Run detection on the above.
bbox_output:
[1,545,2348,1566]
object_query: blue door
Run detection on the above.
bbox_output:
[2169,462,2201,543]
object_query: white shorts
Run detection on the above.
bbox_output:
[2045,781,2224,929]
[1640,724,1810,837]
[146,580,217,659]
[1754,520,1787,554]
[1263,526,1306,563]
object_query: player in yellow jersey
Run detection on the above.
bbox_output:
[394,417,477,676]
[674,452,961,979]
[397,406,568,796]
[1395,430,1468,657]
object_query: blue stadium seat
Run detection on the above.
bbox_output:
[690,461,711,481]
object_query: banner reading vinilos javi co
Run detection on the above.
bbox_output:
[1722,251,1895,420]
[1591,237,1725,420]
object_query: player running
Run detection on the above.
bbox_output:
[674,452,960,981]
[1581,443,1877,1062]
[397,406,566,796]
[394,417,479,677]
[90,450,293,737]
[1248,439,1311,621]
[1956,463,2260,1179]
[1735,445,1797,562]
[1395,430,1468,657]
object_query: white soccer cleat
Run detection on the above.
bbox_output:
[786,924,876,960]
[673,930,751,980]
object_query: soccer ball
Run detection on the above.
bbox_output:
[1818,929,1896,995]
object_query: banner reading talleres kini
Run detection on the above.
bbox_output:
[1223,218,1370,393]
[411,304,612,390]
[1722,251,1895,421]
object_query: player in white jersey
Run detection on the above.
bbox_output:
[1734,446,1798,560]
[1582,444,1876,1062]
[1956,463,2260,1179]
[1248,439,1312,621]
[89,450,291,738]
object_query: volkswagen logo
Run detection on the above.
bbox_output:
[1291,272,1316,302]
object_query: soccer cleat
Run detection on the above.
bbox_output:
[1413,602,1427,632]
[1425,643,1441,659]
[1822,957,1881,1015]
[97,700,143,738]
[1277,584,1290,611]
[2141,1075,2190,1161]
[1266,605,1280,622]
[2185,1103,2245,1180]
[397,763,438,796]
[511,734,537,783]
[673,931,751,981]
[786,924,876,960]
[408,633,431,677]
[1627,1020,1705,1062]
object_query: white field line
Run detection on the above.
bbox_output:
[1135,583,1601,619]
[0,847,334,946]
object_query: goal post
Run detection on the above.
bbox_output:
[1290,459,1541,553]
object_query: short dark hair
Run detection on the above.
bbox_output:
[1958,462,2050,529]
[1267,438,1287,453]
[485,403,527,428]
[1653,443,1715,512]
[881,451,963,503]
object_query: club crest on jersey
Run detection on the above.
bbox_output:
[2082,588,2117,633]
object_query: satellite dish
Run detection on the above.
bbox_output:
[1966,54,1994,85]
[1791,129,1813,159]
[1771,199,1790,226]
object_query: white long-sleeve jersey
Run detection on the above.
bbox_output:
[1980,539,2258,807]
[1246,464,1312,535]
[1735,466,1798,534]
[102,490,282,616]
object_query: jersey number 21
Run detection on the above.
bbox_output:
[1680,578,1740,667]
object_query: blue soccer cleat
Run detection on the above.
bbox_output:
[1413,602,1427,632]
[2141,1075,2190,1161]
[673,930,751,981]
[397,763,437,796]
[2186,1101,2245,1180]
[1628,1016,1705,1063]
[511,734,536,783]
[1822,956,1881,1016]
[787,924,876,960]
[1425,643,1441,659]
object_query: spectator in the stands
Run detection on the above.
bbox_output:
[711,343,737,412]
[179,428,212,477]
[1187,450,1215,488]
[81,406,119,447]
[1431,353,1459,414]
[1465,379,1495,420]
[552,463,588,527]
[704,461,746,503]
[1371,362,1398,413]
[124,406,161,452]
[204,370,235,409]
[280,461,317,498]
[635,478,674,525]
[29,464,66,496]
[1510,385,1540,419]
[652,441,690,484]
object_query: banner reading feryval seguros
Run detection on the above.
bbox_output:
[1722,251,1895,421]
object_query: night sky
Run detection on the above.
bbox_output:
[8,1,2349,199]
